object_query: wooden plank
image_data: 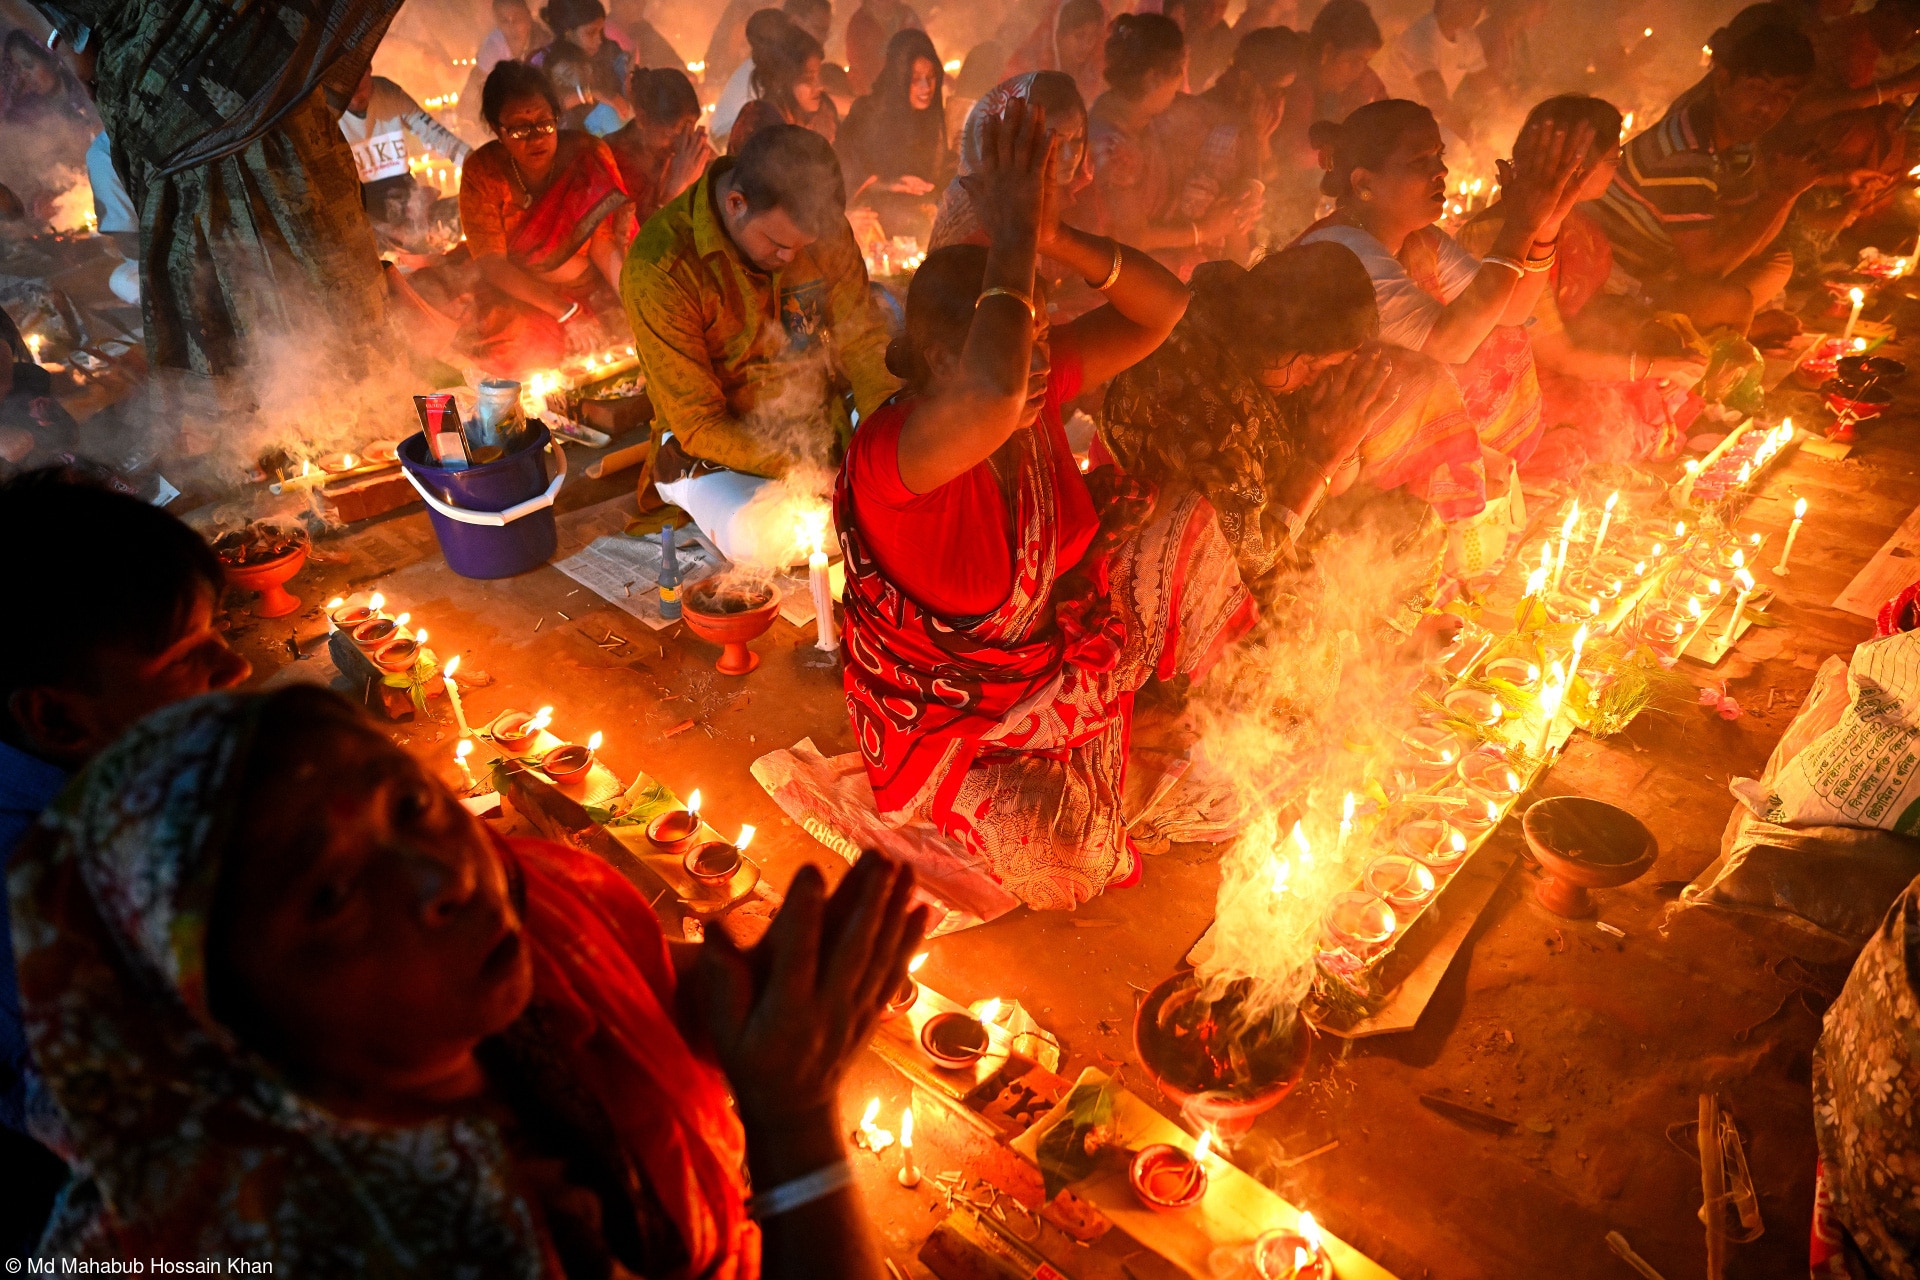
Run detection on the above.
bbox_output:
[1832,499,1920,618]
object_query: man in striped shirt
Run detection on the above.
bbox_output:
[1584,18,1826,335]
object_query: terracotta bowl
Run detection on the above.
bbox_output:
[1521,796,1658,918]
[683,840,742,887]
[681,576,782,675]
[920,1010,990,1069]
[1133,969,1313,1137]
[539,743,594,783]
[1129,1144,1208,1211]
[1824,380,1894,423]
[1836,354,1907,386]
[225,544,307,618]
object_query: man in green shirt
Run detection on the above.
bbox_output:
[622,124,898,563]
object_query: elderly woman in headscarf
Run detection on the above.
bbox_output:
[13,685,925,1274]
[929,70,1101,308]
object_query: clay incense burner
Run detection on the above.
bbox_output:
[1133,971,1312,1137]
[1521,796,1657,918]
[224,543,308,619]
[919,1011,991,1069]
[681,575,781,675]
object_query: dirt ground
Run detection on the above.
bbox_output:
[219,300,1920,1280]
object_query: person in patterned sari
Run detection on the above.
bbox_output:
[837,99,1254,911]
[13,686,925,1276]
[32,0,403,379]
[1296,98,1590,515]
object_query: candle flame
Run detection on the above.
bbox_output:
[1300,1212,1323,1252]
[1688,598,1703,619]
[1506,769,1520,792]
[1675,521,1686,538]
[901,1108,913,1148]
[908,951,929,974]
[688,788,702,815]
[1560,503,1579,537]
[328,596,345,609]
[1290,821,1311,857]
[735,823,755,851]
[527,706,554,733]
[1525,567,1547,595]
[1487,799,1499,823]
[1489,699,1503,720]
[1604,491,1619,511]
[860,1098,880,1129]
[978,997,1002,1025]
[1192,1131,1212,1162]
[587,731,603,752]
[1450,830,1466,854]
[444,654,460,678]
[1732,549,1745,569]
[1853,337,1869,352]
[1794,497,1808,519]
[1342,792,1356,822]
[1851,286,1866,304]
[343,454,356,468]
[1270,856,1292,895]
[369,592,386,611]
[456,739,473,760]
[1735,568,1754,591]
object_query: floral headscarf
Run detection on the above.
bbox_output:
[13,692,756,1276]
[929,71,1095,251]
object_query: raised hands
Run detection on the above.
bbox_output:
[1304,347,1397,474]
[958,98,1058,253]
[1497,115,1598,243]
[666,125,717,198]
[689,852,929,1127]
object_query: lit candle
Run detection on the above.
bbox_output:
[1722,569,1756,646]
[898,1108,920,1187]
[1844,286,1866,344]
[454,739,476,789]
[1592,491,1619,557]
[443,654,470,735]
[1569,623,1589,680]
[1552,503,1578,590]
[1536,662,1567,755]
[1774,498,1808,575]
[25,333,43,364]
[1337,792,1355,859]
[810,550,839,651]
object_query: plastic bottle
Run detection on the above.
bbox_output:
[658,524,682,619]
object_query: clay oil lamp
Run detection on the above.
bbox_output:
[1565,566,1624,602]
[1129,1131,1212,1212]
[1442,687,1505,729]
[1396,819,1469,871]
[1398,726,1464,784]
[328,595,376,631]
[883,952,929,1021]
[318,451,362,474]
[1252,1213,1330,1280]
[370,626,427,673]
[1437,787,1502,836]
[540,731,601,785]
[1543,592,1602,629]
[1482,656,1540,692]
[1460,750,1523,801]
[489,705,553,757]
[1687,537,1745,577]
[350,610,406,652]
[646,787,704,852]
[684,824,753,890]
[1364,853,1438,909]
[364,440,401,465]
[1636,598,1703,650]
[921,997,999,1069]
[1323,890,1398,957]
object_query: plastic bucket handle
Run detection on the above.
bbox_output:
[403,438,568,527]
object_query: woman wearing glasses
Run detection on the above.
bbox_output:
[393,60,638,377]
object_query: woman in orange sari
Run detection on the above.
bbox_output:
[1296,98,1588,517]
[1459,95,1709,479]
[394,61,636,378]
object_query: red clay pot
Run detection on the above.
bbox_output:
[682,576,781,675]
[1521,796,1657,918]
[1133,970,1313,1137]
[225,544,307,618]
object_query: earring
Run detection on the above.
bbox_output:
[1359,190,1372,201]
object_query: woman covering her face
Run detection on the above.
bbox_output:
[14,687,924,1276]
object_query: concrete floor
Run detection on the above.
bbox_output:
[220,307,1920,1280]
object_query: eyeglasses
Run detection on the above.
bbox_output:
[501,120,557,141]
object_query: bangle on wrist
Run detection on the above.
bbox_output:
[1482,254,1527,277]
[1091,241,1123,291]
[557,301,581,324]
[977,286,1037,322]
[746,1160,855,1220]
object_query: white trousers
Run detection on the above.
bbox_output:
[655,465,839,568]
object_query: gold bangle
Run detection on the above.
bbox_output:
[976,286,1036,322]
[1093,242,1123,291]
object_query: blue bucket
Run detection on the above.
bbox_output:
[399,422,565,579]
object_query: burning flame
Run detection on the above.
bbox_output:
[901,1108,914,1148]
[908,951,929,974]
[1734,568,1755,593]
[1731,549,1745,570]
[1449,830,1466,855]
[686,59,706,73]
[25,334,43,362]
[1560,504,1579,538]
[794,504,832,560]
[1708,578,1722,596]
[1603,491,1618,513]
[526,705,554,733]
[687,788,702,816]
[1192,1131,1213,1162]
[1688,598,1704,620]
[1300,1212,1323,1253]
[1290,821,1311,858]
[735,823,755,851]
[394,612,411,629]
[1851,286,1866,306]
[977,997,1003,1025]
[860,1097,880,1128]
[328,596,345,609]
[1505,769,1521,792]
[1270,857,1292,895]
[587,731,603,752]
[369,592,386,611]
[1486,799,1499,824]
[444,654,460,679]
[415,628,428,646]
[456,739,473,760]
[943,58,961,72]
[1622,110,1635,136]
[1793,497,1809,519]
[1853,337,1869,352]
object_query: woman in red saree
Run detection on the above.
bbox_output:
[394,61,636,378]
[837,100,1253,910]
[1296,99,1589,518]
[1458,95,1708,479]
[14,686,924,1276]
